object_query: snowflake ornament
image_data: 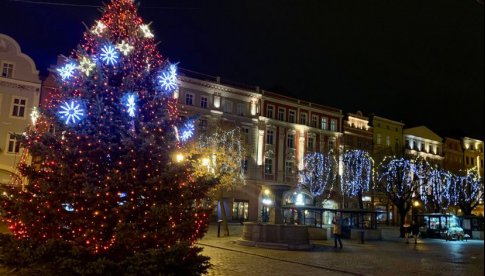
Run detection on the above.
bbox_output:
[139,24,154,38]
[100,44,119,66]
[92,21,106,35]
[178,120,195,142]
[158,64,178,92]
[116,40,134,56]
[58,100,86,125]
[123,93,137,117]
[57,63,77,80]
[78,56,96,76]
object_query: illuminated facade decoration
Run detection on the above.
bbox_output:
[404,126,444,167]
[0,33,41,186]
[461,137,484,178]
[343,111,373,152]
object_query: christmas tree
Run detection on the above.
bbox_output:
[0,0,212,273]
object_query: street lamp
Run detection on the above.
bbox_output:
[261,189,272,223]
[412,200,420,222]
[175,153,184,163]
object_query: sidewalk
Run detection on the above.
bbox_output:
[198,223,484,276]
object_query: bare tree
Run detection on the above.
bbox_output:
[420,168,453,213]
[449,169,484,216]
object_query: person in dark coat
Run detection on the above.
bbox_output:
[411,221,419,244]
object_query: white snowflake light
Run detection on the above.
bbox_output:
[100,44,119,66]
[78,56,96,76]
[58,100,85,125]
[139,24,154,38]
[123,93,137,117]
[116,40,134,56]
[158,64,178,92]
[57,63,77,80]
[179,120,195,142]
[92,21,106,35]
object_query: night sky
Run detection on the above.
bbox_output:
[1,0,483,139]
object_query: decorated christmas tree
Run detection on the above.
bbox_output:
[0,0,212,274]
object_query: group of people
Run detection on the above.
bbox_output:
[404,221,420,244]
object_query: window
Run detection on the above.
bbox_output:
[241,159,248,174]
[232,200,249,221]
[288,110,296,123]
[308,137,315,151]
[200,96,208,108]
[278,108,285,121]
[328,139,334,151]
[287,133,295,148]
[377,134,382,145]
[321,117,328,130]
[300,113,307,125]
[241,127,250,143]
[11,97,26,118]
[199,119,208,131]
[386,136,390,146]
[185,93,193,105]
[236,103,246,116]
[266,130,274,145]
[7,133,21,154]
[285,161,295,176]
[1,62,14,78]
[223,100,233,113]
[311,115,318,128]
[264,158,273,174]
[330,119,337,131]
[266,105,274,118]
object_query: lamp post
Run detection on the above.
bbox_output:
[412,200,420,222]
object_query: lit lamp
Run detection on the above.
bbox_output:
[175,153,184,163]
[412,200,420,221]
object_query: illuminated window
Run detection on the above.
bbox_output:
[321,117,328,130]
[1,62,14,78]
[386,136,390,146]
[330,119,337,131]
[232,200,249,220]
[11,97,26,118]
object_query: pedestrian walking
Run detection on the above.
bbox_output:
[403,221,411,244]
[411,221,419,244]
[333,216,343,249]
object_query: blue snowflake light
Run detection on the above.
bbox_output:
[62,203,74,212]
[158,64,178,92]
[100,44,119,66]
[58,100,86,125]
[179,120,195,142]
[57,63,77,80]
[123,93,137,117]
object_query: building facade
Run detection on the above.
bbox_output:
[461,137,484,177]
[443,137,464,174]
[371,115,404,162]
[403,126,444,167]
[0,34,41,186]
[342,111,373,152]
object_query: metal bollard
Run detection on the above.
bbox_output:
[217,220,223,237]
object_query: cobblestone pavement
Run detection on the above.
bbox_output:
[198,224,484,276]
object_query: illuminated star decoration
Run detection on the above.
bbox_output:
[123,93,137,117]
[178,120,195,142]
[57,63,77,80]
[139,24,154,38]
[158,64,178,92]
[58,100,85,125]
[116,40,134,56]
[100,44,119,66]
[92,21,106,35]
[78,56,96,76]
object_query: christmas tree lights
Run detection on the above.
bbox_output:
[1,0,213,272]
[298,151,337,205]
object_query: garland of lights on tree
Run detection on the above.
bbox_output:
[1,0,209,256]
[298,151,337,204]
[341,149,373,198]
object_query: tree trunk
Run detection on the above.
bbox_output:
[399,209,408,238]
[217,190,230,236]
[358,190,364,209]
